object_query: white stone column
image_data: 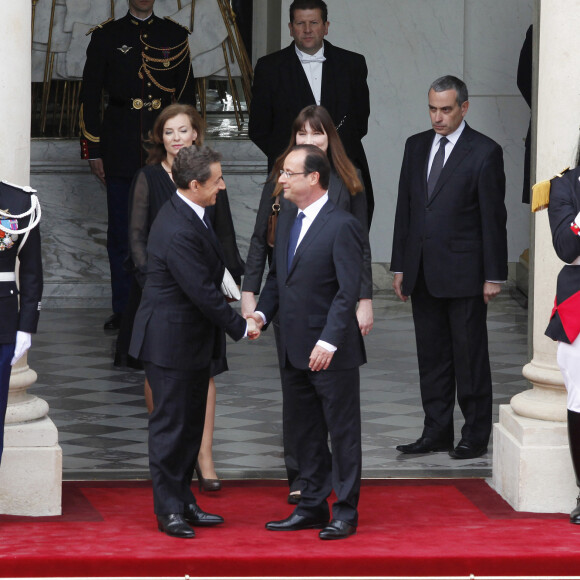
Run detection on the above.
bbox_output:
[492,0,580,513]
[0,2,61,516]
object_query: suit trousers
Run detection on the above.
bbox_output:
[145,361,210,515]
[281,363,361,526]
[410,266,492,447]
[0,342,15,463]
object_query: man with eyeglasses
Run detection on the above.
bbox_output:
[248,0,374,226]
[248,144,366,540]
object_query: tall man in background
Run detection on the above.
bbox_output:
[391,76,508,460]
[79,0,196,330]
[249,0,374,225]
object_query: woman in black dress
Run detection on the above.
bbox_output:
[127,104,244,491]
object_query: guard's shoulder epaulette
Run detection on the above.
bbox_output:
[164,16,191,34]
[531,167,570,213]
[86,17,115,36]
[0,180,37,194]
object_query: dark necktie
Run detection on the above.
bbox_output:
[287,212,305,272]
[203,212,218,242]
[427,136,448,198]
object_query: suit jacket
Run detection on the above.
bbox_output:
[0,182,43,344]
[79,13,196,178]
[129,193,246,370]
[257,200,366,371]
[545,166,580,343]
[248,41,370,179]
[242,169,372,298]
[390,123,508,298]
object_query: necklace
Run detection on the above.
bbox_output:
[161,161,172,174]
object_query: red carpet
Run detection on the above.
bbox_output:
[1,478,579,577]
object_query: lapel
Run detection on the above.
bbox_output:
[287,200,333,278]
[320,40,337,113]
[171,194,226,264]
[427,124,473,204]
[287,43,317,106]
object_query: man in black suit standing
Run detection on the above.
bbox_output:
[129,146,259,538]
[248,0,374,225]
[249,144,366,540]
[391,75,508,460]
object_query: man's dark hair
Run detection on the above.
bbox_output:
[290,144,330,190]
[430,75,469,106]
[289,0,328,22]
[172,145,222,190]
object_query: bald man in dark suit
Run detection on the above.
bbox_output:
[391,75,508,461]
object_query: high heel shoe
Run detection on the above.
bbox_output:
[195,462,221,492]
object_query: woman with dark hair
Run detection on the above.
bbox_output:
[241,104,373,504]
[121,103,244,491]
[545,151,580,524]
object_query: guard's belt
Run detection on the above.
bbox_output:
[109,96,163,110]
[0,272,16,282]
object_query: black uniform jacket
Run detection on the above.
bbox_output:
[79,12,196,178]
[0,182,42,344]
[546,167,580,344]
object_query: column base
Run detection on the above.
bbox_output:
[0,417,62,516]
[491,404,576,513]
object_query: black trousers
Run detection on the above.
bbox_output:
[281,363,361,526]
[145,361,210,515]
[410,267,492,447]
[106,177,133,315]
[0,342,15,463]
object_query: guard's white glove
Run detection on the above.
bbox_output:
[11,331,32,365]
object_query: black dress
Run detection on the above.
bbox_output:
[117,163,244,376]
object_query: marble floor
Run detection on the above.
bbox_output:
[27,285,529,481]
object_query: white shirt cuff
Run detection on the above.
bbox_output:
[316,340,337,352]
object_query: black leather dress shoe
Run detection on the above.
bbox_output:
[103,313,122,331]
[266,512,328,531]
[157,514,195,538]
[396,436,453,454]
[319,519,357,540]
[449,441,488,459]
[184,503,224,526]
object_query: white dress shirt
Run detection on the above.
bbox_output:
[295,45,325,106]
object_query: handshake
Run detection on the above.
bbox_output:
[244,312,264,341]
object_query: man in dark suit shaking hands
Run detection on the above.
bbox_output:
[248,0,374,225]
[130,146,259,538]
[249,144,366,540]
[391,76,508,460]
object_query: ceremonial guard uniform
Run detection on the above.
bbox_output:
[79,11,196,322]
[544,166,580,524]
[0,181,43,463]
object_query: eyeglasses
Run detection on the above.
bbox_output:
[279,170,310,179]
